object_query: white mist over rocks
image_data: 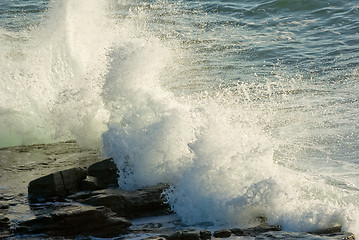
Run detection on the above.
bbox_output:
[1,0,359,236]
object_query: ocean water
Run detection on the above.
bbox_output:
[1,0,359,235]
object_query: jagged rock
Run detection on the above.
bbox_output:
[87,158,119,188]
[213,229,232,238]
[16,204,131,238]
[69,183,170,218]
[28,167,87,202]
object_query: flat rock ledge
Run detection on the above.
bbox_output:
[0,143,356,239]
[16,204,131,238]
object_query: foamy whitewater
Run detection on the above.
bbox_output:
[1,0,359,235]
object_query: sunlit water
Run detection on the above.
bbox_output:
[1,0,359,235]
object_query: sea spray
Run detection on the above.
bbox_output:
[41,0,113,148]
[100,27,357,230]
[160,95,276,227]
[101,34,197,189]
[102,53,358,231]
[101,2,359,235]
[0,0,112,148]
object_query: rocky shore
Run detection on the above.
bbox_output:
[0,141,356,239]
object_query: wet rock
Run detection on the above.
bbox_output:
[309,225,341,234]
[166,228,212,240]
[230,227,244,236]
[182,228,201,240]
[87,158,119,188]
[253,223,282,232]
[0,214,11,239]
[0,215,10,231]
[70,183,170,218]
[60,168,87,194]
[0,194,15,201]
[80,176,104,191]
[144,237,168,240]
[168,231,182,240]
[213,229,232,238]
[330,232,355,240]
[242,223,281,236]
[0,201,9,210]
[307,226,355,240]
[0,230,10,239]
[167,229,201,240]
[16,204,131,238]
[28,167,87,202]
[200,230,211,239]
[256,231,356,240]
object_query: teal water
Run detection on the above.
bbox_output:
[1,0,359,235]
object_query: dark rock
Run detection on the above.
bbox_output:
[333,232,355,240]
[87,158,119,188]
[0,215,10,231]
[256,231,356,240]
[254,223,282,232]
[28,167,87,202]
[309,225,341,234]
[0,201,9,210]
[142,223,163,229]
[0,230,10,240]
[213,229,232,238]
[307,226,356,240]
[16,204,131,238]
[167,231,201,240]
[182,228,200,240]
[80,176,104,191]
[0,195,15,201]
[144,237,168,240]
[200,230,211,239]
[230,227,244,236]
[70,183,170,218]
[60,168,87,194]
[242,223,282,236]
[323,232,355,240]
[28,171,64,202]
[168,231,182,240]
